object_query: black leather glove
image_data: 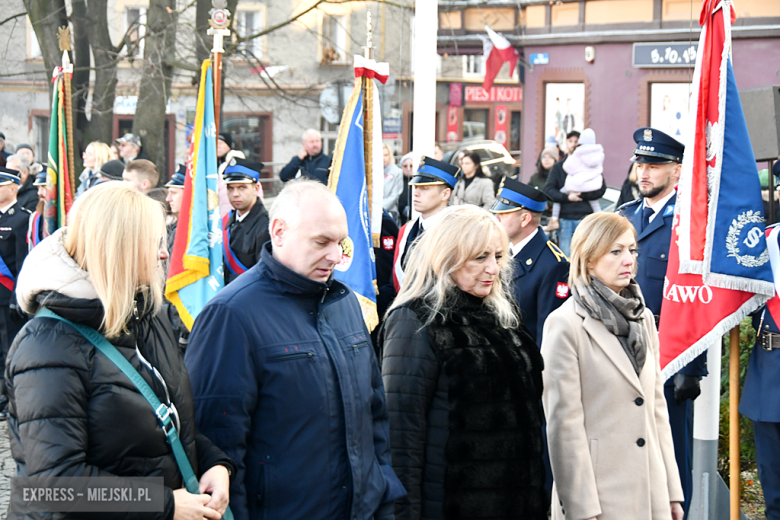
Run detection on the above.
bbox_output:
[673,374,701,403]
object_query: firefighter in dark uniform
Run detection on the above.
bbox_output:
[164,164,185,261]
[618,127,707,519]
[0,166,32,419]
[491,177,569,506]
[741,224,780,520]
[26,169,48,251]
[222,158,270,284]
[491,177,570,348]
[392,156,457,292]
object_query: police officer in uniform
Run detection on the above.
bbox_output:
[619,127,707,518]
[0,166,32,419]
[392,156,457,292]
[222,158,270,284]
[741,223,780,520]
[491,178,570,348]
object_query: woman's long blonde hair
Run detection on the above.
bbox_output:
[389,205,518,328]
[65,182,166,337]
[87,141,112,171]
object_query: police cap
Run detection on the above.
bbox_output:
[165,164,186,188]
[410,156,460,189]
[631,127,684,164]
[0,165,21,186]
[223,157,264,184]
[33,169,47,186]
[491,177,549,213]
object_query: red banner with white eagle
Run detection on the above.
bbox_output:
[657,0,774,379]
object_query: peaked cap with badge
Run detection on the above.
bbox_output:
[409,156,460,189]
[631,127,685,164]
[223,157,265,184]
[165,164,186,188]
[0,166,21,186]
[491,177,549,214]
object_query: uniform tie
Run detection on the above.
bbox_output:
[641,206,654,232]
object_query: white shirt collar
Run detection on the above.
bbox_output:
[0,201,16,214]
[419,210,444,231]
[235,209,250,222]
[510,227,539,257]
[643,189,675,224]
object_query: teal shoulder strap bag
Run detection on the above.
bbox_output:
[36,308,233,520]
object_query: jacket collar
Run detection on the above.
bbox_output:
[572,298,645,394]
[636,192,676,241]
[259,242,345,299]
[512,227,547,278]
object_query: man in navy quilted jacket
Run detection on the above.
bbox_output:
[185,180,404,520]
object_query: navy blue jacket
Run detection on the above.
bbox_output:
[620,194,707,381]
[741,306,780,422]
[279,152,332,184]
[509,227,570,347]
[185,245,400,520]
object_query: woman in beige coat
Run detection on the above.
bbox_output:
[452,151,496,209]
[541,212,684,520]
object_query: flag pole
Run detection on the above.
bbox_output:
[58,27,75,202]
[729,326,740,520]
[362,11,376,247]
[207,1,231,137]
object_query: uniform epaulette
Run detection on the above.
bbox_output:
[546,241,568,263]
[20,207,32,215]
[617,199,640,212]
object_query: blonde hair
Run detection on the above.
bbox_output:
[65,182,166,338]
[389,205,518,328]
[87,142,112,171]
[569,212,636,287]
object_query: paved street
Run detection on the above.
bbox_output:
[0,421,11,517]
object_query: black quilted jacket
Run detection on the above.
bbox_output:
[6,290,236,520]
[380,290,547,520]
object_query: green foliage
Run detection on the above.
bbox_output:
[717,317,757,486]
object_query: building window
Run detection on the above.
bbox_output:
[320,117,339,156]
[321,14,348,65]
[463,108,488,141]
[33,116,49,163]
[462,55,485,77]
[27,18,42,59]
[235,7,265,59]
[124,7,146,58]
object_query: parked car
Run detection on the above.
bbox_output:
[442,140,519,191]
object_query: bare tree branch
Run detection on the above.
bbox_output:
[0,12,26,27]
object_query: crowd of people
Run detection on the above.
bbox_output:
[0,123,776,520]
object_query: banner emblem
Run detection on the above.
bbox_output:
[726,211,769,267]
[336,236,354,272]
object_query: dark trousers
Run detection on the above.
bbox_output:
[0,304,23,396]
[665,385,693,519]
[754,421,780,520]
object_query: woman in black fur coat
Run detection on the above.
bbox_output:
[380,205,547,520]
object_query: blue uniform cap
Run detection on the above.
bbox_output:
[631,127,685,164]
[223,157,264,184]
[409,156,460,189]
[491,177,549,213]
[0,166,21,186]
[165,164,186,187]
[33,169,47,186]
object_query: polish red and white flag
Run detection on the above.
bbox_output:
[482,26,518,92]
